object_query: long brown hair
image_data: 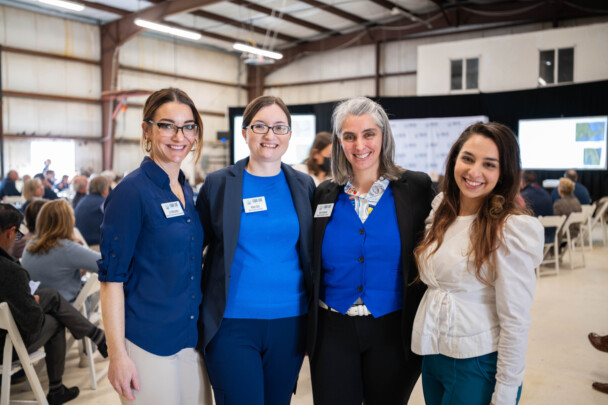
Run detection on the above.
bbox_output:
[305,131,332,176]
[27,199,75,254]
[414,122,529,285]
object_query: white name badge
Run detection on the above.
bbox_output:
[314,203,334,218]
[243,196,267,213]
[161,201,185,218]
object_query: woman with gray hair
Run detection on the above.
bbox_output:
[308,96,435,404]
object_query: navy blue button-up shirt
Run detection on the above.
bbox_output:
[98,157,204,356]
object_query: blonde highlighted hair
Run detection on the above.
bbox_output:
[27,199,75,255]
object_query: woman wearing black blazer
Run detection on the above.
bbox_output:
[195,95,315,405]
[308,97,434,405]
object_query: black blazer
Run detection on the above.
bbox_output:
[195,158,315,353]
[307,170,435,358]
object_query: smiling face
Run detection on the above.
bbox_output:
[454,134,501,215]
[242,103,291,166]
[340,114,382,180]
[143,101,196,169]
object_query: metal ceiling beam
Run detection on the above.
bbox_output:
[297,0,369,24]
[430,0,452,26]
[81,1,129,16]
[228,0,332,33]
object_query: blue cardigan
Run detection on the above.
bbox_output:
[195,158,315,353]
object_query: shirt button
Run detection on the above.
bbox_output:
[114,236,118,240]
[358,257,364,263]
[359,229,364,235]
[190,256,194,260]
[111,253,116,258]
[191,236,195,241]
[358,286,363,292]
[191,295,195,299]
[187,219,191,223]
[190,276,194,280]
[190,315,194,319]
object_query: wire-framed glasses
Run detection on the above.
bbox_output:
[243,123,291,135]
[146,120,199,138]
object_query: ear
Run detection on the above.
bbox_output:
[242,128,247,141]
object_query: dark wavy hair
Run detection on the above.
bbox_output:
[415,122,530,285]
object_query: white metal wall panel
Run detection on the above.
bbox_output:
[120,36,245,86]
[382,75,417,97]
[265,79,375,106]
[113,143,146,178]
[417,22,608,95]
[0,5,99,59]
[3,98,100,137]
[2,139,31,177]
[4,53,100,97]
[75,141,102,174]
[265,44,376,85]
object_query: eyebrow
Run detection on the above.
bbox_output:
[158,118,195,123]
[461,150,499,162]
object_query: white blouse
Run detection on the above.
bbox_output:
[412,193,544,405]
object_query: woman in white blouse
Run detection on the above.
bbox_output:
[412,122,544,405]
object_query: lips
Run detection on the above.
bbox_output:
[463,178,483,187]
[168,145,186,150]
[261,143,278,149]
[354,152,371,159]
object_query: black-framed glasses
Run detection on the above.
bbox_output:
[146,120,199,138]
[243,124,291,135]
[15,228,24,241]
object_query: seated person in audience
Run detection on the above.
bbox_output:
[292,131,332,186]
[9,199,48,259]
[34,173,58,201]
[21,199,101,303]
[553,177,582,244]
[551,169,591,205]
[0,170,21,198]
[74,176,110,246]
[520,170,554,242]
[55,175,70,192]
[0,203,107,405]
[71,176,88,209]
[21,178,45,213]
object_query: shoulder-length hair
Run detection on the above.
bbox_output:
[330,97,402,185]
[27,199,75,255]
[242,95,291,128]
[305,131,332,176]
[414,122,529,286]
[22,179,41,202]
[142,87,204,164]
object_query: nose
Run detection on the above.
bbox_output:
[468,162,483,177]
[173,128,186,140]
[354,136,365,150]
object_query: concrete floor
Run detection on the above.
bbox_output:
[6,228,608,404]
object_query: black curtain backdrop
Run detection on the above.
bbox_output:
[228,80,608,201]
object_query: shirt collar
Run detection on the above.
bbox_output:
[0,246,18,263]
[140,156,185,189]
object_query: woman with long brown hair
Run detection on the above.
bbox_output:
[411,122,544,405]
[98,87,211,404]
[21,198,100,303]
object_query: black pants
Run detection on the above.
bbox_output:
[22,288,97,384]
[310,308,421,405]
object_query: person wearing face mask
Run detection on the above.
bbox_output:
[293,131,333,186]
[196,95,314,405]
[98,88,211,404]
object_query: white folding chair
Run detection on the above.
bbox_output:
[584,200,608,248]
[536,215,566,277]
[561,212,587,270]
[579,203,596,250]
[0,302,48,405]
[65,273,106,390]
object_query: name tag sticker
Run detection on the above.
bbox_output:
[161,201,185,218]
[243,196,267,213]
[314,203,334,218]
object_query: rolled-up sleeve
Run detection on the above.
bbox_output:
[97,182,143,282]
[492,215,544,405]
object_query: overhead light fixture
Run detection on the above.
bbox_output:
[233,43,283,60]
[390,7,432,29]
[134,19,202,41]
[38,0,84,11]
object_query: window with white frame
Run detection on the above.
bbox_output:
[539,47,574,85]
[450,58,479,91]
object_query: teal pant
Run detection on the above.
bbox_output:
[421,352,522,405]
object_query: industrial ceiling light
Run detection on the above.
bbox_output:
[233,43,283,60]
[38,0,84,11]
[134,19,202,41]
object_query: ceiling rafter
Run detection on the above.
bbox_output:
[228,0,333,33]
[297,0,369,24]
[368,0,417,15]
[430,0,452,26]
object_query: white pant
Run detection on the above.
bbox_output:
[122,339,212,405]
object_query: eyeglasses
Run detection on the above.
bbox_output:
[243,124,291,135]
[15,228,24,241]
[146,120,199,138]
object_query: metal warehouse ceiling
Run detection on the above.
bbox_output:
[7,0,608,71]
